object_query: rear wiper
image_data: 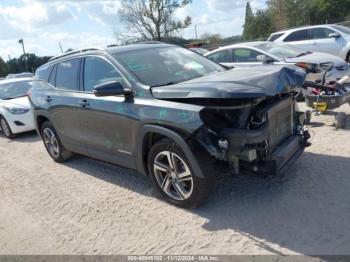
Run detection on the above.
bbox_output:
[296,52,308,57]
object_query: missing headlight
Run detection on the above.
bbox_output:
[199,107,251,132]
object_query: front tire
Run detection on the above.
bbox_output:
[41,121,73,162]
[0,116,16,139]
[148,138,211,208]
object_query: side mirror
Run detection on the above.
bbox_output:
[257,54,274,64]
[329,32,341,38]
[93,81,132,97]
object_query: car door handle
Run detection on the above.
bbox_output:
[78,100,89,107]
[44,96,52,102]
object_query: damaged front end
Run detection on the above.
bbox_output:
[152,65,311,176]
[194,95,310,176]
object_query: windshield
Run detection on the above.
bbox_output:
[256,42,305,59]
[114,46,225,87]
[331,25,350,34]
[0,80,33,100]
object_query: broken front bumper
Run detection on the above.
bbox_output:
[220,127,308,176]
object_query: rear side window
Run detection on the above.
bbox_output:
[310,28,335,39]
[36,65,53,82]
[83,56,122,92]
[284,29,310,42]
[232,48,263,62]
[55,58,80,91]
[268,33,284,41]
[206,49,232,63]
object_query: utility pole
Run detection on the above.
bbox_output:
[194,25,198,39]
[18,39,28,72]
[58,41,64,54]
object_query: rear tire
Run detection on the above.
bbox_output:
[41,121,73,162]
[147,138,211,208]
[0,116,16,139]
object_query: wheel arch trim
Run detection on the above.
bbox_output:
[136,124,205,178]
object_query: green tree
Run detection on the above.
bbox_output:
[118,0,192,42]
[6,54,51,74]
[0,56,8,77]
[242,2,254,40]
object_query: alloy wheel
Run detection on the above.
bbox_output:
[153,151,193,201]
[43,128,60,158]
[1,118,10,137]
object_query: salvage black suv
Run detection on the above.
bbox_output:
[30,42,310,208]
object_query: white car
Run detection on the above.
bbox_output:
[204,41,350,82]
[268,24,350,62]
[0,78,35,139]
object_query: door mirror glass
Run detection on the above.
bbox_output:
[329,32,341,38]
[93,81,130,97]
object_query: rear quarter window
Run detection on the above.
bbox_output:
[206,49,232,63]
[268,33,284,41]
[36,65,53,82]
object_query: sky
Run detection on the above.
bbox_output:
[0,0,266,60]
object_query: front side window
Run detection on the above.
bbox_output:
[83,57,123,92]
[0,81,33,100]
[310,28,335,39]
[114,47,224,87]
[284,29,310,42]
[206,49,232,63]
[55,58,80,91]
[232,48,263,62]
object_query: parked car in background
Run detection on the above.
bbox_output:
[205,41,350,83]
[0,78,35,138]
[30,43,310,208]
[268,24,350,62]
[6,72,34,79]
[189,47,209,55]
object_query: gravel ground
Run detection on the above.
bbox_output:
[0,104,350,255]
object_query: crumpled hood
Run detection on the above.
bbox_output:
[152,64,306,100]
[0,96,31,108]
[285,52,346,67]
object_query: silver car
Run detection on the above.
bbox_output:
[268,24,350,62]
[205,41,350,83]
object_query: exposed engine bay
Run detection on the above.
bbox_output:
[194,94,310,176]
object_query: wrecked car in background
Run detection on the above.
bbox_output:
[30,42,310,208]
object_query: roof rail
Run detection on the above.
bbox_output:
[136,40,164,44]
[49,47,104,62]
[275,24,335,33]
[275,25,310,32]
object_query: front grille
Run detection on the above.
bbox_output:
[267,98,293,148]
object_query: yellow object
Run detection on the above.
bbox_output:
[313,102,327,111]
